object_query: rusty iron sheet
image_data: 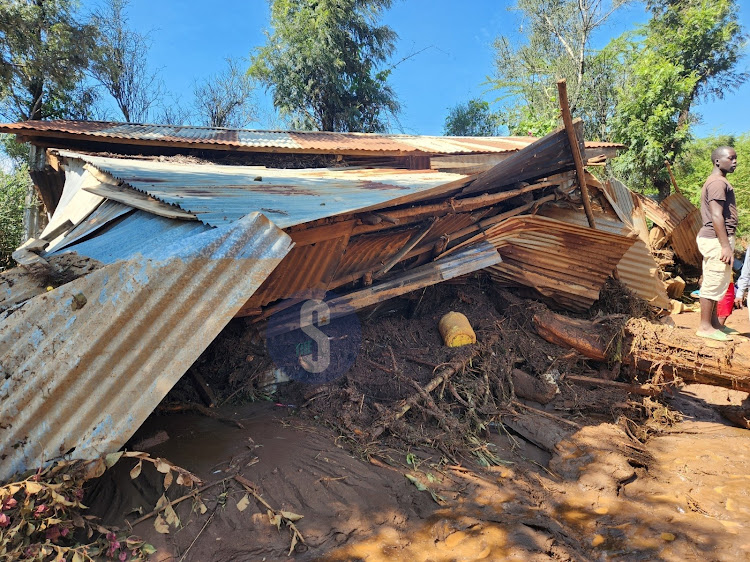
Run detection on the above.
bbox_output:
[637,192,702,267]
[539,205,670,309]
[240,235,350,312]
[485,215,637,311]
[54,151,469,228]
[0,212,292,480]
[0,120,621,156]
[599,178,650,243]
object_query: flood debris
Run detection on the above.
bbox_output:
[1,100,749,559]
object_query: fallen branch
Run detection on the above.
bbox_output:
[368,351,480,439]
[234,475,305,555]
[131,477,230,526]
[533,309,750,393]
[563,374,661,397]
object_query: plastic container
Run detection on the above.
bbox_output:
[438,312,476,347]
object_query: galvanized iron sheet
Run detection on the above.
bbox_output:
[45,200,134,254]
[540,205,670,309]
[47,210,212,264]
[0,213,292,479]
[637,192,702,267]
[485,215,637,311]
[0,120,622,156]
[56,151,468,228]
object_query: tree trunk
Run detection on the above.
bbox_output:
[532,309,750,394]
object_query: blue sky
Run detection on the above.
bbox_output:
[123,0,750,137]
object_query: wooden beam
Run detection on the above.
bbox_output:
[266,241,501,336]
[556,79,596,229]
[664,160,681,194]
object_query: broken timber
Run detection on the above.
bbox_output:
[532,309,750,393]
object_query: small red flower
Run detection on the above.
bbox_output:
[33,504,47,517]
[1,497,17,510]
[61,526,70,537]
[119,551,128,561]
[0,513,10,527]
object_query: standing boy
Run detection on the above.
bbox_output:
[696,146,738,341]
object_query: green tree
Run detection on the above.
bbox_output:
[0,165,32,270]
[610,0,747,198]
[444,99,502,137]
[0,0,98,122]
[249,0,400,132]
[491,0,627,138]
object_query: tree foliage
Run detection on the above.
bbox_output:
[250,0,400,132]
[444,99,502,137]
[0,165,31,270]
[90,0,162,123]
[610,0,747,197]
[491,0,627,138]
[193,58,255,128]
[0,0,98,122]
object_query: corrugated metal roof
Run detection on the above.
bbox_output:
[539,204,670,309]
[484,215,637,311]
[55,151,469,228]
[45,200,134,254]
[0,120,622,156]
[637,192,702,267]
[47,210,212,264]
[0,212,292,479]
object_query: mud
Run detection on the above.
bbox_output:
[81,288,750,561]
[84,386,750,562]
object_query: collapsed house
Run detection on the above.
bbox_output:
[0,119,675,480]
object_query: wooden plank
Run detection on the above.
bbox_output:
[376,219,436,276]
[83,181,198,221]
[461,123,581,195]
[266,241,501,336]
[557,79,595,229]
[288,220,355,246]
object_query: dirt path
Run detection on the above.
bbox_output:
[85,388,750,562]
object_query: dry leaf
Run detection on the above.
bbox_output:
[130,460,142,480]
[196,498,208,514]
[267,510,282,530]
[72,553,84,562]
[155,460,171,474]
[24,481,42,494]
[163,470,173,490]
[289,533,298,556]
[105,451,123,468]
[84,458,106,480]
[164,504,180,528]
[153,514,170,534]
[236,494,250,512]
[280,510,303,521]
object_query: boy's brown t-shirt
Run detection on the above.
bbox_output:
[698,176,737,239]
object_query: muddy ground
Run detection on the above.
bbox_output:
[86,283,750,562]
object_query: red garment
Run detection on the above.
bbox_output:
[717,282,736,318]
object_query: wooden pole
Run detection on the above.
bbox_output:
[664,160,681,194]
[556,79,596,229]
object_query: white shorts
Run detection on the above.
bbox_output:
[697,235,735,301]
